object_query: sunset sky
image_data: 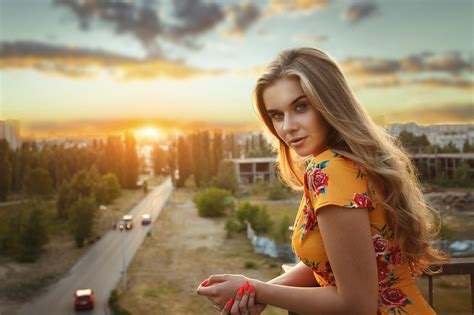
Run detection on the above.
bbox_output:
[0,0,473,137]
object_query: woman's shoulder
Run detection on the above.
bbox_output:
[305,148,363,175]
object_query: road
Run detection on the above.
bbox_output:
[20,177,173,315]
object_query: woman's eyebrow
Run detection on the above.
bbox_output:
[267,95,307,113]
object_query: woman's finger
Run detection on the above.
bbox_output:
[230,286,245,315]
[247,284,257,314]
[220,298,233,315]
[238,281,250,313]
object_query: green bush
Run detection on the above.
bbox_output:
[250,179,268,195]
[268,180,292,200]
[193,188,234,217]
[236,202,273,234]
[271,215,293,244]
[224,218,243,238]
[109,290,132,315]
[244,261,257,269]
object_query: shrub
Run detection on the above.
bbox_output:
[236,202,273,234]
[268,180,292,200]
[244,261,257,269]
[193,188,234,217]
[224,218,243,238]
[109,290,132,315]
[271,215,293,244]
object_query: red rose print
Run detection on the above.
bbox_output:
[373,235,388,256]
[390,246,403,265]
[303,204,316,235]
[353,193,374,209]
[309,168,328,195]
[380,287,409,308]
[377,259,389,284]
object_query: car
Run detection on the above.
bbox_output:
[141,213,151,225]
[74,288,94,311]
[119,214,133,230]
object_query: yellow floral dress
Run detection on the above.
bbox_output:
[291,148,435,315]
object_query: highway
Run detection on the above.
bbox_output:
[20,177,173,315]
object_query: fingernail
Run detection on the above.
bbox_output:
[238,286,244,297]
[227,298,234,308]
[200,280,208,287]
[244,281,249,291]
[250,285,254,293]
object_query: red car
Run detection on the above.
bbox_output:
[74,288,94,311]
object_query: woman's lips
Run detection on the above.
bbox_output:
[290,136,307,148]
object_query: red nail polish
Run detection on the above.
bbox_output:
[250,285,254,293]
[227,298,234,308]
[244,281,249,291]
[238,287,244,297]
[200,280,208,287]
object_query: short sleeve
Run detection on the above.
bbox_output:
[304,156,375,213]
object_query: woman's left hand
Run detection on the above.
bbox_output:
[220,281,263,315]
[196,274,249,310]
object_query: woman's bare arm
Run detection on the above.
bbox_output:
[250,205,378,314]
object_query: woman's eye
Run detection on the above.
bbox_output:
[295,103,307,111]
[270,113,283,120]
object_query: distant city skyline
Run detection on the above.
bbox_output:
[1,0,473,137]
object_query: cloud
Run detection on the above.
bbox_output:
[165,0,225,41]
[339,52,473,90]
[376,103,474,125]
[342,2,378,23]
[267,0,330,15]
[53,0,163,56]
[292,34,328,43]
[223,3,261,37]
[0,41,223,80]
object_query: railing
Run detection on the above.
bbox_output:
[283,257,474,315]
[424,257,474,313]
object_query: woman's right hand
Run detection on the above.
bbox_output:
[220,282,266,315]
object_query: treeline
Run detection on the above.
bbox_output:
[0,133,140,261]
[0,132,138,201]
[399,131,474,154]
[398,131,473,187]
[153,131,275,189]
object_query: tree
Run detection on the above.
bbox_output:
[176,136,192,187]
[152,144,168,175]
[211,160,239,194]
[16,200,49,262]
[212,131,224,177]
[123,132,139,188]
[452,161,472,187]
[24,167,54,199]
[463,139,473,153]
[0,140,12,201]
[69,197,97,247]
[96,173,121,204]
[193,188,234,217]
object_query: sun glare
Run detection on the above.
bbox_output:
[136,127,162,139]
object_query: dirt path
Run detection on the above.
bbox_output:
[117,188,289,315]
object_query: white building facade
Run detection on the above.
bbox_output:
[0,119,21,150]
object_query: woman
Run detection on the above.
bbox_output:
[197,47,449,314]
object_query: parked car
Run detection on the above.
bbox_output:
[74,288,94,311]
[141,213,151,225]
[119,214,133,230]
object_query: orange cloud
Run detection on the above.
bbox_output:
[0,41,223,80]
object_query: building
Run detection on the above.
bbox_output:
[0,119,21,150]
[230,157,277,185]
[388,122,474,152]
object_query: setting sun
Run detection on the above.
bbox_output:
[135,127,162,139]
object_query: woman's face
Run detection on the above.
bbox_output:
[262,76,331,157]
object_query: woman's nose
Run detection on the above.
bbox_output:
[282,114,298,132]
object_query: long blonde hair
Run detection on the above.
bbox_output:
[253,47,449,276]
